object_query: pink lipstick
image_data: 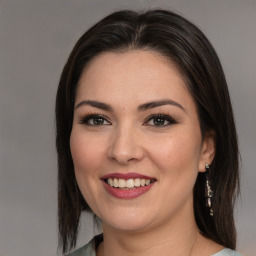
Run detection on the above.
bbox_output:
[101,172,156,199]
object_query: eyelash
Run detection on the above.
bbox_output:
[79,113,177,127]
[144,114,177,127]
[79,113,111,126]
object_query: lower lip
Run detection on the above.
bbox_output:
[102,181,155,199]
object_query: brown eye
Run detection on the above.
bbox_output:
[80,114,111,126]
[90,117,105,125]
[144,114,177,127]
[152,117,167,126]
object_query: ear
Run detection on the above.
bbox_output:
[198,130,216,173]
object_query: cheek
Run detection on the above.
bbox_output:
[149,131,202,176]
[153,133,202,206]
[69,130,106,211]
[70,130,104,175]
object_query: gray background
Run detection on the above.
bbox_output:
[0,0,255,255]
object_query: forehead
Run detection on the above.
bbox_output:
[76,50,193,110]
[79,50,182,84]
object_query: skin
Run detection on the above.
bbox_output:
[70,50,223,255]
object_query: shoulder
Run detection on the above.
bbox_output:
[66,240,95,256]
[212,248,243,256]
[66,234,103,256]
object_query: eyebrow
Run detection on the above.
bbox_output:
[75,99,185,112]
[75,100,113,111]
[137,99,185,112]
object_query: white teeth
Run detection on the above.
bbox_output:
[113,178,118,187]
[107,179,112,186]
[126,179,135,188]
[118,179,126,188]
[134,178,141,187]
[106,178,154,189]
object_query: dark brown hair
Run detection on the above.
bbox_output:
[56,9,239,254]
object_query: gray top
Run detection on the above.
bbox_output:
[67,236,242,256]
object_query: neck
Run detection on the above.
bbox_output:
[98,203,201,256]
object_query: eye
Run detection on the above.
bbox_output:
[144,114,177,127]
[79,114,111,126]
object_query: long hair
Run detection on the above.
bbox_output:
[55,9,239,254]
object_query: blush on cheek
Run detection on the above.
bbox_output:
[70,139,105,184]
[72,150,97,176]
[70,133,91,167]
[155,138,201,175]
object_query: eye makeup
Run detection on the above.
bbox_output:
[79,113,111,126]
[143,114,177,127]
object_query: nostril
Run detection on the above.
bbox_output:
[107,133,144,164]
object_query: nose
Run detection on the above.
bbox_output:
[107,124,144,165]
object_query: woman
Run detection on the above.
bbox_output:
[56,10,241,256]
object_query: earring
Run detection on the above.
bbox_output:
[205,163,214,216]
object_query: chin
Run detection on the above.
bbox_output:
[100,207,155,232]
[104,219,150,233]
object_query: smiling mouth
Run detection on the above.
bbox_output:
[104,178,156,189]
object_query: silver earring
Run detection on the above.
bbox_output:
[205,163,214,216]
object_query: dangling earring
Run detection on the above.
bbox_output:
[205,163,214,216]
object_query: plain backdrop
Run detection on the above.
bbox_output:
[0,0,255,255]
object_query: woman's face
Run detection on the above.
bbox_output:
[70,50,214,232]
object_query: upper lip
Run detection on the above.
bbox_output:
[101,172,156,180]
